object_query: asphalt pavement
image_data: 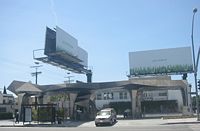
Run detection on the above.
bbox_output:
[0,118,200,131]
[0,117,199,127]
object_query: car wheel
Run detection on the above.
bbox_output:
[110,119,113,125]
[114,118,116,122]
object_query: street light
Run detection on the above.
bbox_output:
[191,8,199,121]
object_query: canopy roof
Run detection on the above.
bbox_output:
[8,78,187,96]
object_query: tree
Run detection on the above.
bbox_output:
[3,86,7,94]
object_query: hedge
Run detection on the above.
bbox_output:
[0,112,13,120]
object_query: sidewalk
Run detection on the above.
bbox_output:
[163,118,200,125]
[0,119,87,127]
[0,119,23,127]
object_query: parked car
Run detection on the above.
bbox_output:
[95,108,117,126]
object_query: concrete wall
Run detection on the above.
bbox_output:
[168,90,183,112]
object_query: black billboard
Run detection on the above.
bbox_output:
[44,27,56,55]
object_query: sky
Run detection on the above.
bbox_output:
[0,0,200,93]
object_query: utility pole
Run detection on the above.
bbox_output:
[30,62,42,107]
[30,62,42,84]
[64,72,74,84]
[64,72,74,120]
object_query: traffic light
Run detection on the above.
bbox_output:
[182,73,187,80]
[198,80,200,90]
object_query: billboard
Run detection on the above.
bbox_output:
[77,46,88,67]
[56,26,78,57]
[44,26,88,69]
[44,27,56,55]
[129,47,193,76]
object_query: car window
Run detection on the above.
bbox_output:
[98,111,111,116]
[111,110,116,114]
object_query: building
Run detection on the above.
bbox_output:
[95,88,131,115]
[94,76,191,116]
[7,75,191,121]
[95,88,131,109]
[0,87,15,113]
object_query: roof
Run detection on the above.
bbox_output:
[7,78,188,95]
[128,79,188,90]
[15,82,42,94]
[7,80,26,94]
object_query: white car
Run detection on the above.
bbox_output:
[95,108,117,126]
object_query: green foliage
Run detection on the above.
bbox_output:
[130,64,193,75]
[31,107,56,122]
[32,108,38,121]
[57,108,64,118]
[0,112,13,120]
[38,107,54,122]
[50,94,69,102]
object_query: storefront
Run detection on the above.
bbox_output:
[7,76,191,120]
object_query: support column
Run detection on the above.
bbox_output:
[86,70,92,83]
[131,90,137,119]
[69,93,77,119]
[131,90,142,119]
[17,93,26,121]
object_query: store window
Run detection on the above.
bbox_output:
[159,92,167,96]
[108,93,113,99]
[119,92,123,99]
[124,92,127,99]
[103,92,113,100]
[119,92,128,99]
[0,107,6,113]
[96,94,102,100]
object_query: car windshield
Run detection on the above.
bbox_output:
[97,111,111,116]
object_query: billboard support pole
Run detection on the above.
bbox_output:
[86,70,92,83]
[191,8,199,121]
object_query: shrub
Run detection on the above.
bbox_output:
[0,112,13,120]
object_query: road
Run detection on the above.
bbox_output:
[0,125,199,131]
[0,119,200,131]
